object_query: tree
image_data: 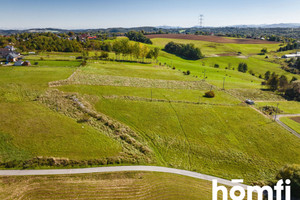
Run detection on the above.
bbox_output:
[265,71,271,80]
[238,63,248,73]
[267,74,279,91]
[279,75,288,91]
[260,48,268,55]
[275,164,300,198]
[285,80,300,101]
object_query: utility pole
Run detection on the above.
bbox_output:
[274,103,279,121]
[223,77,226,90]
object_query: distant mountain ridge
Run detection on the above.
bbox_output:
[0,23,300,35]
[228,23,300,28]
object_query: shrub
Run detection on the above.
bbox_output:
[214,64,220,68]
[204,91,215,98]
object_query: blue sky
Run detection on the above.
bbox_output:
[0,0,299,29]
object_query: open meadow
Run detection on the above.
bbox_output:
[1,34,300,194]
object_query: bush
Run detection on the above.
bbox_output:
[204,91,215,98]
[214,64,220,68]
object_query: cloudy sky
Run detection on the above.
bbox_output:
[0,0,299,29]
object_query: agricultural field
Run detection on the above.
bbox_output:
[0,34,300,194]
[0,171,234,200]
[53,60,300,183]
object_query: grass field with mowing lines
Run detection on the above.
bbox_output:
[81,62,199,81]
[94,98,300,183]
[0,171,239,200]
[0,65,123,163]
[59,85,241,105]
[0,102,122,162]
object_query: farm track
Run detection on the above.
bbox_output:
[146,34,279,44]
[0,165,250,189]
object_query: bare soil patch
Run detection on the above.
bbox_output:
[290,117,300,123]
[147,34,279,44]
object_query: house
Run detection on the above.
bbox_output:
[6,53,20,62]
[0,48,11,58]
[13,60,24,66]
[5,45,16,52]
[22,61,31,66]
[88,36,97,40]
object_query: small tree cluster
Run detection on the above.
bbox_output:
[238,63,248,73]
[125,31,152,44]
[164,41,204,60]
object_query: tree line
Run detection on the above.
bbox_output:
[262,70,300,100]
[278,41,300,52]
[164,41,204,60]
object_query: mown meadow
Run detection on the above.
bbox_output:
[0,35,300,187]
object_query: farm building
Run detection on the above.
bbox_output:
[22,61,31,66]
[6,53,21,62]
[13,60,24,66]
[282,52,300,58]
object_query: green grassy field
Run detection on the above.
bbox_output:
[255,101,300,114]
[151,38,281,56]
[0,65,123,163]
[0,171,235,200]
[1,35,300,190]
[0,102,122,162]
[59,85,240,105]
[92,98,300,183]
